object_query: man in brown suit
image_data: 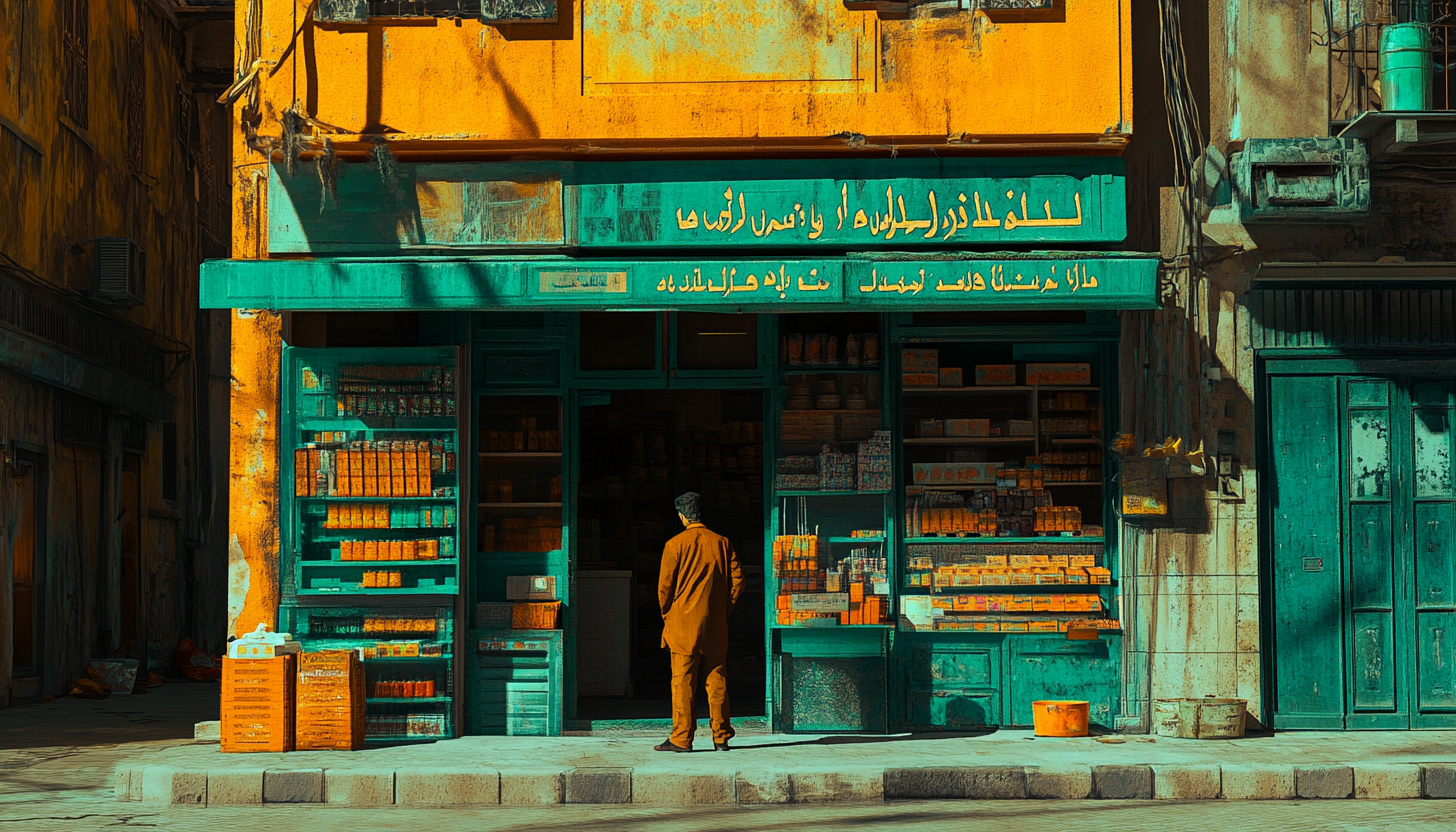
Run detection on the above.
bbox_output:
[655,492,745,752]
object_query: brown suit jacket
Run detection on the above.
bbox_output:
[658,522,744,656]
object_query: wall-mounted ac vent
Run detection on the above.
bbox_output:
[92,237,145,306]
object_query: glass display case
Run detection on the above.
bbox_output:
[285,347,461,596]
[895,344,1116,635]
[282,345,463,742]
[770,313,894,628]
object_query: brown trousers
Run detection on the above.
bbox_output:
[669,652,733,748]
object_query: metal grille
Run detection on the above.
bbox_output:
[1250,288,1456,349]
[126,31,144,174]
[61,0,88,128]
[1329,1,1455,122]
[0,276,166,385]
[54,391,108,449]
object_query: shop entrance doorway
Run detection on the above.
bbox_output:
[1267,367,1456,729]
[574,389,766,722]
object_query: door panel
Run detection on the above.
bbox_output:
[1345,381,1401,722]
[1269,374,1345,726]
[1348,503,1393,609]
[1352,611,1396,709]
[1415,502,1456,610]
[1413,381,1456,725]
[1416,610,1456,711]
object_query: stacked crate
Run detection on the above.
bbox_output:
[295,650,365,751]
[221,655,295,753]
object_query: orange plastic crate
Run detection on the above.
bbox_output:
[296,651,365,750]
[221,656,295,753]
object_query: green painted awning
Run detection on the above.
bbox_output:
[200,254,1160,312]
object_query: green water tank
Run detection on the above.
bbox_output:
[1380,23,1432,111]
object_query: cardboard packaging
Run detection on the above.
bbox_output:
[975,364,1016,385]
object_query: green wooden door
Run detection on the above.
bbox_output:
[1269,371,1456,729]
[1410,380,1456,728]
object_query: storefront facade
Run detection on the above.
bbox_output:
[214,0,1163,740]
[208,157,1158,738]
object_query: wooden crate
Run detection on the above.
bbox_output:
[221,656,295,753]
[512,601,561,629]
[296,650,365,751]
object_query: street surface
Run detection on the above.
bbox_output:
[3,683,1455,831]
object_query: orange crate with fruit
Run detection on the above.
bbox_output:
[221,655,295,753]
[295,650,365,751]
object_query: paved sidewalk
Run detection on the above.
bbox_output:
[118,726,1456,806]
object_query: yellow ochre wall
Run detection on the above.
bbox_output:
[236,0,1132,158]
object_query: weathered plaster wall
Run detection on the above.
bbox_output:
[244,0,1132,155]
[0,1,230,693]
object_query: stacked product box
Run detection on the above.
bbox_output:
[774,455,820,491]
[856,431,892,492]
[819,448,857,491]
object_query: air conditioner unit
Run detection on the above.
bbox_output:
[1231,138,1370,223]
[92,237,145,306]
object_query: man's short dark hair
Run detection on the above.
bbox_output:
[674,492,701,522]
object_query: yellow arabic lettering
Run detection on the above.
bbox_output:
[853,209,869,230]
[837,183,848,231]
[971,271,986,291]
[708,268,727,294]
[859,268,879,293]
[751,210,769,238]
[732,193,747,235]
[744,273,759,292]
[971,190,1001,229]
[676,208,699,230]
[924,191,940,239]
[705,187,733,232]
[657,277,669,292]
[797,268,831,292]
[934,273,966,292]
[808,204,825,240]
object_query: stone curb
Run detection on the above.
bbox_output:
[115,762,1456,806]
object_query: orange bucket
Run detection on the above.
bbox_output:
[1032,700,1089,737]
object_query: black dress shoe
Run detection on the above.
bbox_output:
[714,742,730,751]
[654,740,692,752]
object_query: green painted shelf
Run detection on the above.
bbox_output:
[365,697,452,704]
[902,437,1035,445]
[825,537,886,544]
[298,586,459,595]
[775,490,890,497]
[298,495,457,502]
[300,560,459,568]
[904,536,1103,544]
[309,531,456,542]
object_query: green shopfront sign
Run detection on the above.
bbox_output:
[267,158,1127,253]
[201,255,1158,311]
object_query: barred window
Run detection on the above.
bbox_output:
[61,0,88,128]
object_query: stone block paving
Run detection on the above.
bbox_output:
[112,729,1456,808]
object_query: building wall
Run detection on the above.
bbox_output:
[0,0,231,701]
[238,0,1132,157]
[1120,0,1456,728]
